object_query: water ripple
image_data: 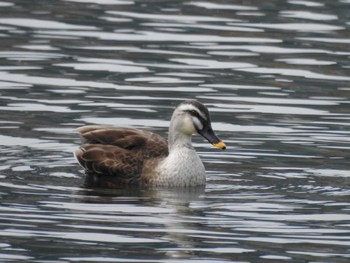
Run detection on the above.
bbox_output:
[0,18,97,30]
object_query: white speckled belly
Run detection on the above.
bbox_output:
[152,147,206,187]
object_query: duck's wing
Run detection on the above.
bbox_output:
[74,125,168,186]
[75,144,143,185]
[76,125,167,155]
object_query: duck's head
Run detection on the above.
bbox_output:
[171,100,226,150]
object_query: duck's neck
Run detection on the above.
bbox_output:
[168,130,193,152]
[167,111,195,152]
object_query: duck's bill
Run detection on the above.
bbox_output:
[198,128,226,150]
[213,141,226,150]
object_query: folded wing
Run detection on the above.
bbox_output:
[75,125,168,185]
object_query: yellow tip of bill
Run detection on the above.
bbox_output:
[213,141,226,150]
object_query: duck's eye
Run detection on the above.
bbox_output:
[190,110,197,115]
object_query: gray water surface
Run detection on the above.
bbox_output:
[0,0,350,262]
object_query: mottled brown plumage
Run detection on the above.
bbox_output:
[75,125,168,187]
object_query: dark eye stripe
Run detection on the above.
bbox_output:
[186,110,200,118]
[186,110,207,129]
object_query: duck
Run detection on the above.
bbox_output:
[74,100,226,188]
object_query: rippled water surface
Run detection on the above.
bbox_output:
[0,0,350,262]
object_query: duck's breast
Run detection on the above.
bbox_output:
[149,148,206,187]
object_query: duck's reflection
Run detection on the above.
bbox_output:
[77,182,206,259]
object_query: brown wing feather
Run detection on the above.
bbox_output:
[77,126,141,144]
[75,125,168,186]
[76,125,167,155]
[75,144,142,184]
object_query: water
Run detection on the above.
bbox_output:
[0,0,349,262]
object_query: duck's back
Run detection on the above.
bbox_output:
[75,125,169,187]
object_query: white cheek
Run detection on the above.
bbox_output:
[182,116,196,135]
[192,117,203,131]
